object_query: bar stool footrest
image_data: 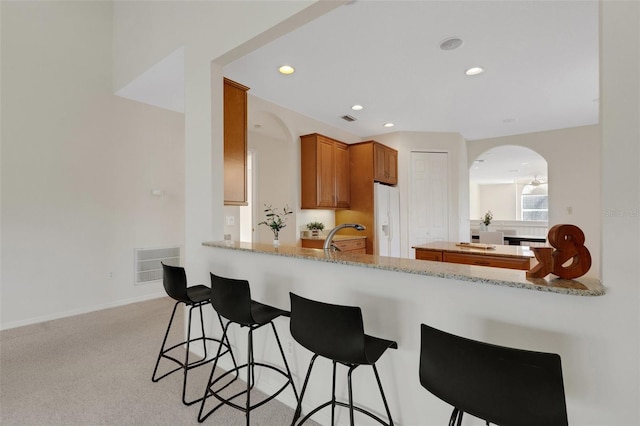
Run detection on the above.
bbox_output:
[152,336,232,382]
[296,400,392,426]
[199,361,293,421]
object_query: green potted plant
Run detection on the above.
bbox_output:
[306,221,325,237]
[258,204,292,246]
[481,210,493,230]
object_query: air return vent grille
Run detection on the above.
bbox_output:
[341,115,357,122]
[134,247,180,285]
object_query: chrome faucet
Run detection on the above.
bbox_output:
[323,223,366,251]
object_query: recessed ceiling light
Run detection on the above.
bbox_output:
[383,122,395,128]
[351,104,363,111]
[439,37,463,51]
[278,65,295,75]
[465,66,484,76]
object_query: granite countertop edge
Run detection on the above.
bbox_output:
[203,241,605,297]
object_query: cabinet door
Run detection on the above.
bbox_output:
[443,252,531,270]
[373,143,398,185]
[316,137,336,207]
[335,142,351,208]
[374,143,387,183]
[415,249,443,262]
[223,78,249,206]
[385,148,398,185]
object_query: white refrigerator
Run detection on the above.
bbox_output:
[374,182,401,257]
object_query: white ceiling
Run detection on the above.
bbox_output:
[116,1,599,185]
[224,0,600,142]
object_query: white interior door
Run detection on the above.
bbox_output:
[409,152,449,251]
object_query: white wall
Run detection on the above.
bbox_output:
[468,125,601,276]
[477,183,518,220]
[600,0,640,420]
[1,2,185,327]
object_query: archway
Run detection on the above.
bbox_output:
[469,145,548,241]
[247,110,297,244]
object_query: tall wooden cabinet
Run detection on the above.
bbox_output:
[335,140,398,254]
[223,78,249,206]
[300,133,350,209]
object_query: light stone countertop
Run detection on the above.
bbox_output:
[203,240,605,296]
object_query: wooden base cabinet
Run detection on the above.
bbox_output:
[301,238,366,254]
[414,247,532,271]
[301,133,350,209]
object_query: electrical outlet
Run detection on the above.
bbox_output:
[287,339,294,355]
[225,216,235,225]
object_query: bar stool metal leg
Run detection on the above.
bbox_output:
[152,301,181,382]
[373,364,394,426]
[331,361,337,426]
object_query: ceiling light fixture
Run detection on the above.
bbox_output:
[383,122,395,128]
[351,104,363,111]
[278,65,295,75]
[465,66,484,76]
[439,37,463,51]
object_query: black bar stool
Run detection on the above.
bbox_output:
[198,273,299,425]
[151,263,237,406]
[419,323,568,426]
[289,292,397,426]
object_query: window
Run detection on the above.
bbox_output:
[522,194,548,220]
[521,184,548,221]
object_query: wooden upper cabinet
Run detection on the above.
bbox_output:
[373,142,398,185]
[300,133,350,209]
[223,78,249,206]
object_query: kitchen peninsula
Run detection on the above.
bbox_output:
[201,240,604,425]
[204,241,602,296]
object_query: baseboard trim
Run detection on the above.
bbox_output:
[0,292,167,331]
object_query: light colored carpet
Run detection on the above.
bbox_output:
[0,297,316,425]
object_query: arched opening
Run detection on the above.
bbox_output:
[247,110,297,245]
[469,145,549,242]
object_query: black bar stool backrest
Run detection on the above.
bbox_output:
[162,263,190,303]
[210,273,254,326]
[290,292,367,365]
[419,324,568,426]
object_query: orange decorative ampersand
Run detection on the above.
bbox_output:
[526,224,592,279]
